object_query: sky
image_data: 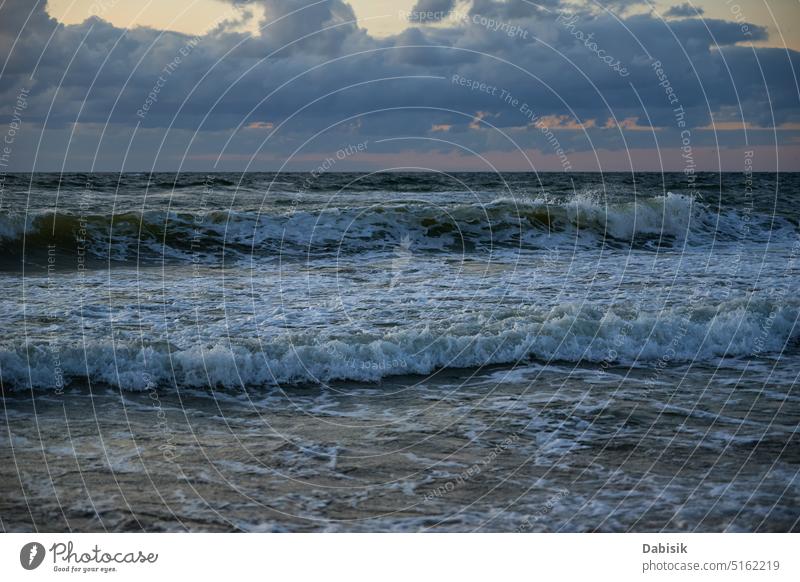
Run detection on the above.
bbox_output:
[0,0,798,171]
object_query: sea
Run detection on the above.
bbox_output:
[1,171,798,531]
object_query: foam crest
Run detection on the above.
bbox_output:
[1,193,793,264]
[3,298,796,390]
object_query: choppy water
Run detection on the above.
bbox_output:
[1,172,798,531]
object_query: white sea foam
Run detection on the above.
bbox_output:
[1,193,793,260]
[3,298,796,390]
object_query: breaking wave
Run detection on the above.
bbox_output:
[3,298,797,390]
[0,193,793,263]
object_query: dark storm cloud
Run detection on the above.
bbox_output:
[469,0,558,19]
[0,0,797,170]
[409,0,457,22]
[665,3,705,18]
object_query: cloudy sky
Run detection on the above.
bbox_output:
[1,0,798,171]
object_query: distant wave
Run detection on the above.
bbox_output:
[0,193,794,263]
[3,297,797,390]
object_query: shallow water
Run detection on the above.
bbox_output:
[2,365,798,532]
[1,172,798,531]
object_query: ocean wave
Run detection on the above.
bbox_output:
[1,193,794,263]
[3,298,797,390]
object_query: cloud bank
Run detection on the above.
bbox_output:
[0,0,798,170]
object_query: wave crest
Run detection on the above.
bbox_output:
[3,298,796,390]
[1,193,792,262]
